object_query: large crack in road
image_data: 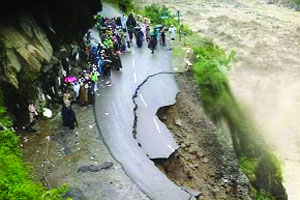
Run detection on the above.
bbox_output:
[130,70,199,199]
[132,71,180,139]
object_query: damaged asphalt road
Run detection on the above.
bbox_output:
[132,71,180,158]
[94,43,194,199]
[94,4,195,199]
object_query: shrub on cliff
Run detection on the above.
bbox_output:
[191,41,286,199]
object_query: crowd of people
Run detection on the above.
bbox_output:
[60,12,179,129]
[27,12,178,131]
[60,13,132,129]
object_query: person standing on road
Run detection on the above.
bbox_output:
[28,102,38,123]
[145,24,150,42]
[169,25,177,40]
[61,104,69,127]
[78,83,88,106]
[161,28,166,46]
[63,90,72,105]
[91,70,99,91]
[68,106,78,130]
[126,13,136,43]
[102,57,113,85]
[121,14,127,30]
[136,28,144,48]
[148,34,157,54]
[62,105,78,130]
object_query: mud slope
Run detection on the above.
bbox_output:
[155,72,251,200]
[135,0,300,198]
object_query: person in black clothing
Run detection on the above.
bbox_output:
[116,17,122,27]
[126,13,136,42]
[68,106,78,130]
[161,29,166,46]
[102,57,112,84]
[61,104,69,127]
[111,52,122,70]
[61,105,78,129]
[148,35,157,54]
[87,82,94,104]
[136,28,144,48]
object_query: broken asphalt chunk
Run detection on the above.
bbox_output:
[77,162,113,173]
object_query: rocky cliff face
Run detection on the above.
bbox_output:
[0,0,102,123]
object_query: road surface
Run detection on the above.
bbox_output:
[94,3,195,200]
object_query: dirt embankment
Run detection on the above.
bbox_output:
[20,105,149,200]
[155,72,251,200]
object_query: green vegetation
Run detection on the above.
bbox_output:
[0,89,70,200]
[239,156,259,182]
[255,189,273,200]
[193,41,235,94]
[293,0,300,6]
[138,4,176,25]
[136,3,192,35]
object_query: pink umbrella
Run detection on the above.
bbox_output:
[64,76,77,83]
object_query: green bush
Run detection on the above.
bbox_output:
[0,146,42,199]
[239,156,259,182]
[138,4,172,25]
[192,41,234,95]
[255,190,273,200]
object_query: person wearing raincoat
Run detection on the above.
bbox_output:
[136,28,144,48]
[148,34,157,54]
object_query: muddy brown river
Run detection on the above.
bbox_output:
[136,0,300,198]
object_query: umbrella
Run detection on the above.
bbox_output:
[64,76,77,83]
[155,24,163,28]
[155,24,163,30]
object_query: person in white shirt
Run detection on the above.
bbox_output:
[169,25,177,40]
[121,14,127,30]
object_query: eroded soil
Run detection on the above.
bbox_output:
[156,72,251,200]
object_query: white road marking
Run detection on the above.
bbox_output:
[153,117,161,133]
[133,73,137,84]
[132,48,135,54]
[132,59,135,68]
[168,145,175,151]
[139,94,148,107]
